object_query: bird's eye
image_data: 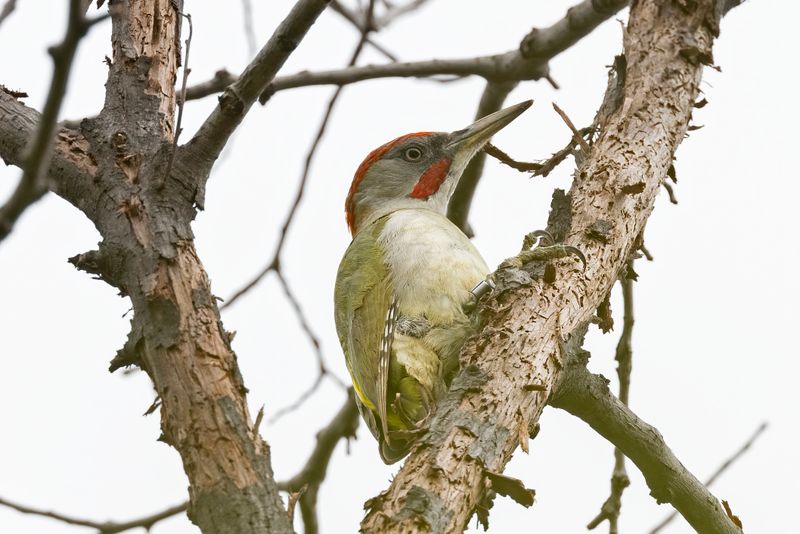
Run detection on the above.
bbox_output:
[403,146,423,162]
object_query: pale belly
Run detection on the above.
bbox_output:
[377,209,489,324]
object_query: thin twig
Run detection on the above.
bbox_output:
[0,497,187,534]
[481,124,592,178]
[185,0,630,102]
[378,0,432,25]
[552,102,592,154]
[241,0,257,58]
[330,0,397,61]
[160,10,193,189]
[0,0,16,27]
[183,0,331,181]
[484,142,544,172]
[587,264,634,533]
[662,180,678,204]
[278,390,360,534]
[648,421,769,534]
[243,2,377,421]
[222,1,375,312]
[0,0,91,243]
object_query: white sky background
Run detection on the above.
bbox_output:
[1,1,798,533]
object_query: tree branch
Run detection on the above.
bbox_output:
[279,390,360,534]
[0,497,187,534]
[221,0,375,311]
[0,93,97,199]
[446,0,633,235]
[359,1,735,531]
[183,0,629,103]
[550,360,740,533]
[180,0,330,202]
[648,421,768,534]
[330,0,397,61]
[0,0,16,27]
[0,0,92,242]
[587,266,634,533]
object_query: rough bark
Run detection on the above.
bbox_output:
[61,3,295,533]
[360,0,734,532]
[0,1,330,532]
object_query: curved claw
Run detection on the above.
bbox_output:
[563,245,587,271]
[521,230,555,251]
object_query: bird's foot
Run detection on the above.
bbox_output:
[390,390,434,438]
[499,230,586,270]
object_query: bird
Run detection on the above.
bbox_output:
[334,100,533,463]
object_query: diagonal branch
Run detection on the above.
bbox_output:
[444,0,632,234]
[181,0,331,199]
[0,0,16,27]
[0,0,95,243]
[648,421,768,534]
[330,0,397,60]
[222,0,375,311]
[223,0,375,421]
[550,361,741,534]
[359,1,739,532]
[0,93,97,205]
[0,497,187,534]
[184,0,630,103]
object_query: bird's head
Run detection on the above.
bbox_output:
[344,100,532,235]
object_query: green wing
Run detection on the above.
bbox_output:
[334,218,393,444]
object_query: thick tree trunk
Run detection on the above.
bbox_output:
[361,1,737,532]
[58,2,294,532]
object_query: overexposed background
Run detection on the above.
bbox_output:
[1,1,798,532]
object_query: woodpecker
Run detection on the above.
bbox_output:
[334,101,533,463]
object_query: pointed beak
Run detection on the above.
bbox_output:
[446,100,533,155]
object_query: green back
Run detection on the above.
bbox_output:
[334,218,392,442]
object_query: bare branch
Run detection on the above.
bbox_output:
[518,0,629,60]
[552,102,592,154]
[485,125,592,178]
[551,360,741,534]
[225,1,376,422]
[330,0,397,61]
[0,0,91,242]
[587,266,634,532]
[0,0,16,27]
[446,0,630,234]
[222,1,375,312]
[184,0,630,103]
[0,496,187,534]
[360,1,739,531]
[374,0,434,27]
[0,93,97,202]
[649,421,769,534]
[241,0,257,58]
[183,68,238,101]
[279,390,360,534]
[181,0,331,189]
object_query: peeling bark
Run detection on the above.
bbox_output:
[360,0,734,532]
